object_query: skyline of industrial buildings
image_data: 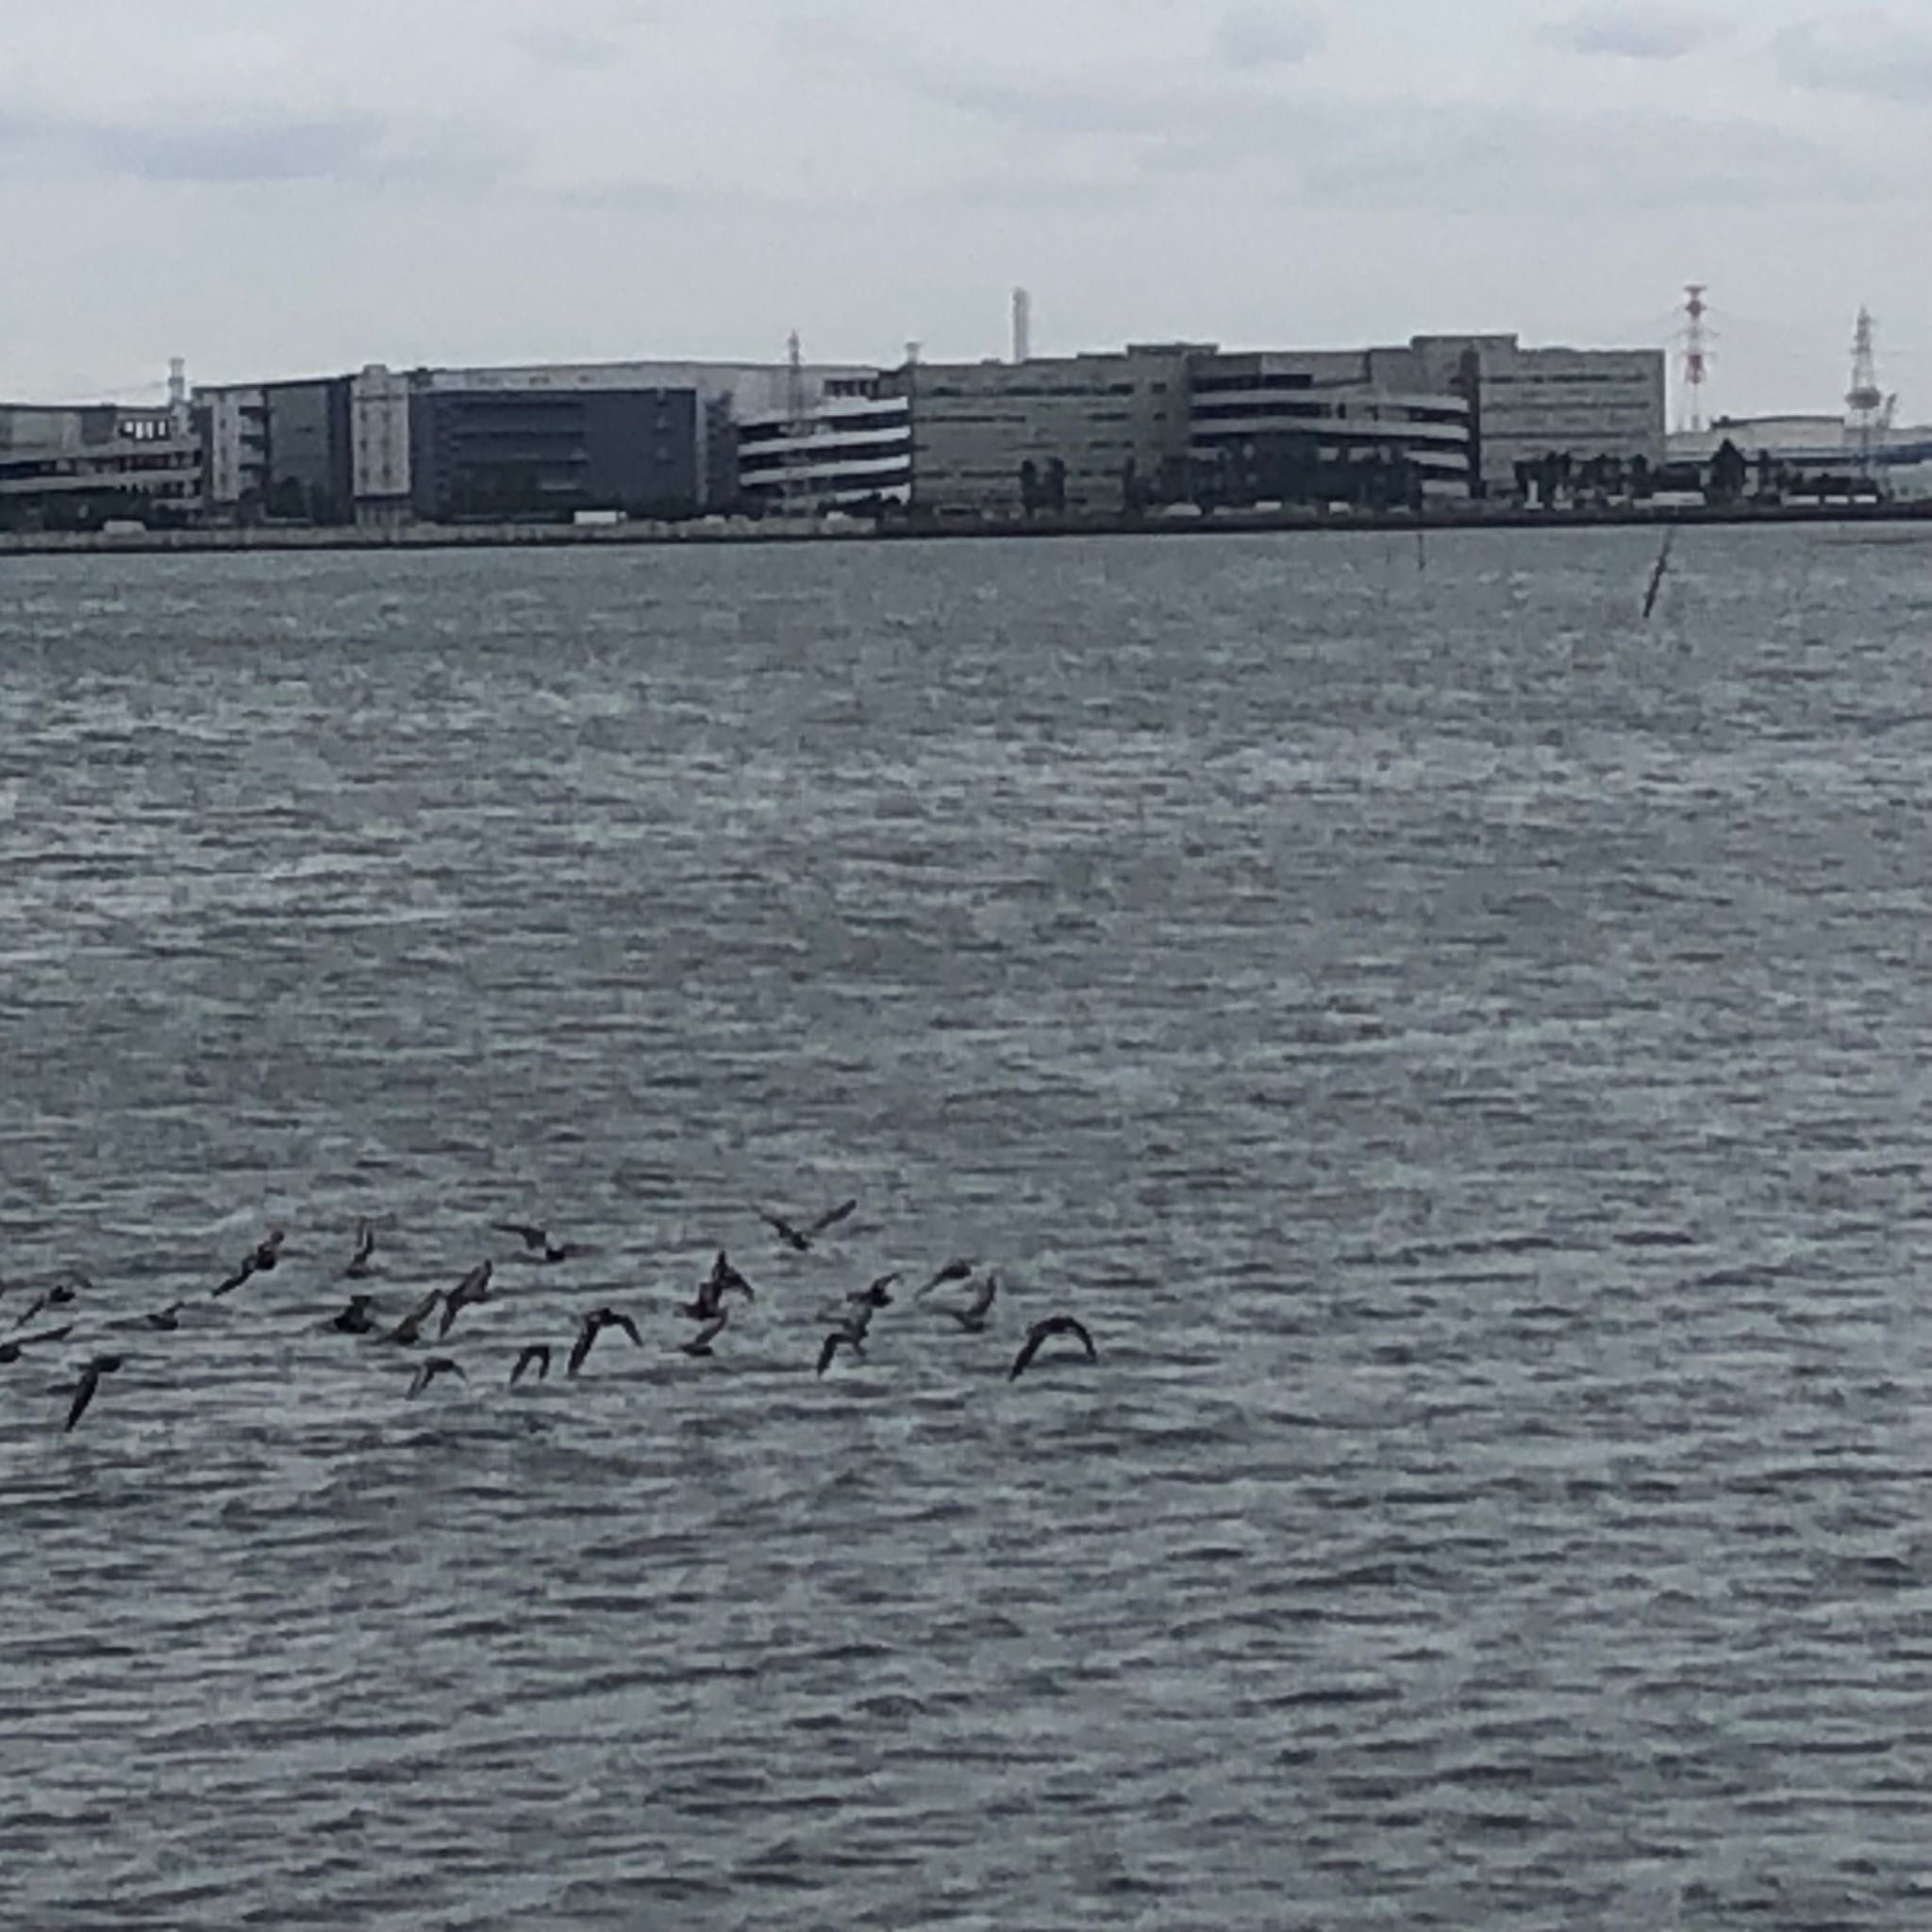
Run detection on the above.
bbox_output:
[2,296,1925,535]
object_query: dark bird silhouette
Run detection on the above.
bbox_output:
[382,1288,442,1346]
[214,1229,285,1297]
[493,1222,593,1265]
[819,1298,876,1348]
[568,1307,643,1378]
[344,1221,376,1279]
[817,1329,865,1376]
[331,1294,380,1336]
[682,1252,755,1322]
[0,1324,73,1365]
[65,1354,124,1431]
[846,1272,899,1310]
[509,1342,552,1386]
[144,1303,185,1332]
[945,1272,999,1333]
[407,1357,466,1400]
[1009,1314,1098,1381]
[761,1198,858,1253]
[681,1311,728,1357]
[438,1262,495,1339]
[916,1257,975,1298]
[14,1279,82,1329]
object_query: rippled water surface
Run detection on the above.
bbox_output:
[5,526,1932,1928]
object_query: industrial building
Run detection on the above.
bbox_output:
[29,327,1670,531]
[1188,346,1474,507]
[1666,415,1932,500]
[199,377,355,524]
[200,354,886,525]
[736,381,912,513]
[408,384,704,522]
[887,345,1200,518]
[891,336,1658,516]
[0,402,203,529]
[1408,335,1667,495]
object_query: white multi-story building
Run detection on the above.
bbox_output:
[349,366,412,523]
[736,384,911,512]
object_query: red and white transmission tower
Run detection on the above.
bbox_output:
[1680,284,1711,433]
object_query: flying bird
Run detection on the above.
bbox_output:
[407,1357,467,1400]
[331,1294,380,1336]
[14,1279,82,1329]
[683,1252,755,1322]
[344,1221,376,1278]
[381,1288,443,1346]
[846,1273,899,1310]
[916,1258,975,1298]
[509,1343,553,1386]
[681,1311,728,1358]
[816,1329,865,1376]
[761,1198,858,1253]
[492,1222,594,1265]
[0,1324,74,1365]
[64,1354,125,1432]
[214,1229,285,1297]
[438,1262,495,1339]
[945,1273,999,1333]
[568,1307,643,1378]
[1008,1314,1098,1381]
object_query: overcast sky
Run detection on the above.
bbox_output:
[3,0,1930,420]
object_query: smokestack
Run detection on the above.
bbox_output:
[1011,288,1031,365]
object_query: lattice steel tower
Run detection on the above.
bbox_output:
[1847,307,1885,475]
[1680,284,1710,433]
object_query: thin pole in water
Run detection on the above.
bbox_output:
[1642,525,1676,622]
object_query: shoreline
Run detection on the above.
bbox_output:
[3,499,1929,559]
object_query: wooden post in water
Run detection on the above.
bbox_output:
[1642,526,1676,622]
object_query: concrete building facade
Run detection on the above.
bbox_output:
[349,366,413,524]
[736,382,912,512]
[410,358,878,511]
[0,402,202,528]
[199,377,353,522]
[1188,346,1474,505]
[1409,336,1666,494]
[890,346,1200,518]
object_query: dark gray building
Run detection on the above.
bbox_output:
[198,376,353,523]
[264,380,352,523]
[408,387,702,522]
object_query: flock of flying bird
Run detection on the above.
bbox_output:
[3,1196,1100,1434]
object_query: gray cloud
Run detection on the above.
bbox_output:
[517,27,625,72]
[1544,3,1716,60]
[1215,4,1325,69]
[550,176,791,216]
[0,101,518,188]
[1295,102,1874,213]
[888,55,1875,215]
[1773,11,1932,103]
